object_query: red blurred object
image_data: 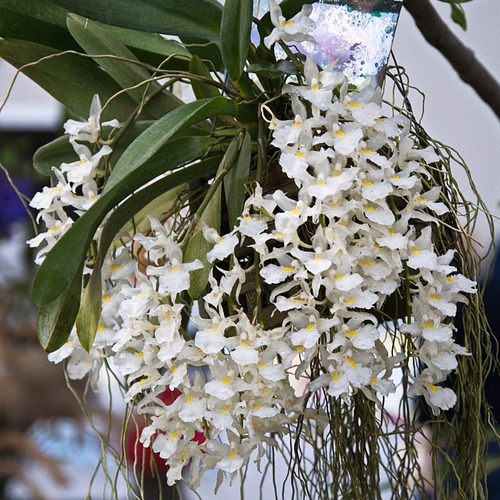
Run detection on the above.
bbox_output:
[124,388,205,479]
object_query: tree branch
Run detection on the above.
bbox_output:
[404,0,500,121]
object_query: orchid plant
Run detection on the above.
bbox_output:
[0,0,495,498]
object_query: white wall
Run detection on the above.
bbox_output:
[392,1,500,249]
[0,60,62,130]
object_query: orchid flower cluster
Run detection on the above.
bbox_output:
[27,0,478,492]
[28,96,119,265]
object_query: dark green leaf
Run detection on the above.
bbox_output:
[37,271,82,352]
[184,225,215,300]
[221,0,253,82]
[100,155,223,255]
[104,97,236,193]
[182,36,223,72]
[33,136,76,177]
[0,38,137,121]
[185,137,240,299]
[32,121,162,179]
[32,135,219,306]
[224,130,251,229]
[235,102,258,125]
[450,3,467,30]
[76,267,102,351]
[48,0,223,42]
[189,55,220,100]
[184,195,221,300]
[0,0,78,51]
[104,26,192,62]
[0,0,192,68]
[67,14,183,117]
[248,61,299,78]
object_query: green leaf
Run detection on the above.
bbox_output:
[0,0,192,68]
[33,136,76,177]
[220,0,253,82]
[103,26,192,62]
[184,224,215,300]
[0,38,137,121]
[113,155,222,245]
[33,120,208,177]
[0,0,78,51]
[184,195,221,300]
[67,14,183,117]
[100,156,222,259]
[32,135,220,307]
[224,130,251,229]
[37,271,82,352]
[235,102,258,125]
[248,61,299,78]
[76,267,102,351]
[189,55,220,100]
[32,121,161,178]
[182,36,223,72]
[185,137,240,299]
[104,97,236,193]
[48,0,223,42]
[450,3,467,30]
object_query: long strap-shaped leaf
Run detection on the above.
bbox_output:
[0,38,137,121]
[184,137,242,299]
[67,14,183,117]
[48,0,223,42]
[32,97,236,306]
[224,130,252,229]
[37,267,83,352]
[0,0,193,66]
[33,121,154,177]
[103,97,235,193]
[220,0,253,83]
[0,0,78,51]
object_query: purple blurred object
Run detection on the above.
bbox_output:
[0,176,33,235]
